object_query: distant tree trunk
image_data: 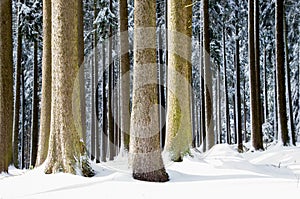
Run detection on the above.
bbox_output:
[216,63,222,144]
[21,66,25,168]
[101,43,108,162]
[130,0,169,182]
[36,0,51,166]
[243,77,248,142]
[203,0,214,150]
[158,30,166,149]
[30,40,39,167]
[273,66,278,140]
[263,48,268,122]
[13,8,23,168]
[108,0,115,161]
[249,0,263,150]
[235,1,242,152]
[283,10,296,146]
[199,32,206,150]
[44,0,93,176]
[165,0,192,161]
[275,0,289,146]
[0,0,14,172]
[223,26,230,144]
[119,0,130,152]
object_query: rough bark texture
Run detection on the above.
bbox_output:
[275,0,289,146]
[249,0,263,150]
[0,0,13,172]
[119,0,130,152]
[44,0,93,177]
[36,0,52,166]
[203,0,214,150]
[130,0,168,182]
[165,0,193,161]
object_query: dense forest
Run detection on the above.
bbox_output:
[1,0,300,183]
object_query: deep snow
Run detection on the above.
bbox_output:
[1,143,300,199]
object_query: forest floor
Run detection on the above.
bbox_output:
[1,143,300,199]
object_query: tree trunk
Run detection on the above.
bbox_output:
[249,0,263,150]
[36,0,52,166]
[0,0,13,172]
[165,0,193,161]
[263,48,268,122]
[30,40,39,167]
[275,0,289,146]
[13,9,23,168]
[119,0,130,153]
[130,0,168,182]
[235,2,243,152]
[223,26,230,144]
[203,0,215,150]
[283,10,296,146]
[44,0,93,177]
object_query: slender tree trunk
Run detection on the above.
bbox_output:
[21,66,25,169]
[45,0,93,176]
[275,0,289,146]
[101,43,108,162]
[203,0,215,150]
[36,0,51,166]
[13,10,22,168]
[235,2,242,152]
[249,0,263,150]
[30,40,39,167]
[283,10,296,146]
[263,48,268,122]
[78,0,87,145]
[223,26,230,144]
[165,0,193,161]
[0,0,14,172]
[119,0,130,153]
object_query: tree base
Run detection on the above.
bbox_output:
[133,168,169,182]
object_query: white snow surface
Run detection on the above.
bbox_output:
[1,143,300,199]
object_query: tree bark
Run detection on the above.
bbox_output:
[0,0,14,172]
[44,0,93,176]
[119,0,130,152]
[223,26,230,144]
[165,0,193,161]
[130,0,168,182]
[13,6,23,168]
[30,40,39,167]
[275,0,289,146]
[249,0,263,150]
[36,0,52,166]
[203,0,215,150]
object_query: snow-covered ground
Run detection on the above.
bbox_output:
[1,143,300,199]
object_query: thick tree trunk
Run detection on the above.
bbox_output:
[275,0,289,146]
[130,0,168,182]
[165,0,193,161]
[119,0,130,152]
[36,0,52,166]
[44,0,93,176]
[0,0,14,172]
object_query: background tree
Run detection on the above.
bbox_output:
[0,0,14,172]
[275,0,289,146]
[130,0,168,182]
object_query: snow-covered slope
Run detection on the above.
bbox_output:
[1,144,300,199]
